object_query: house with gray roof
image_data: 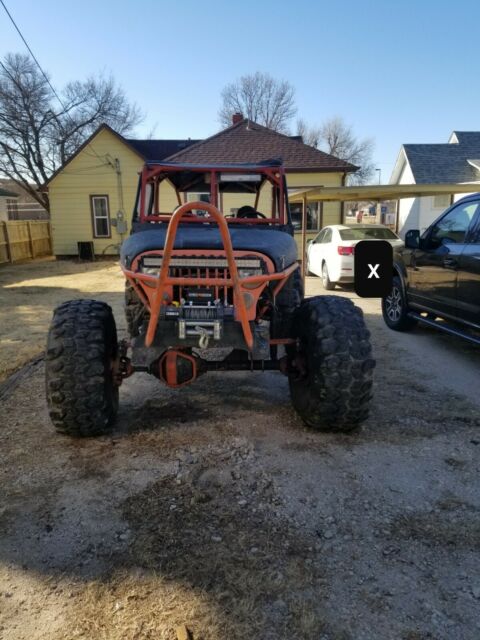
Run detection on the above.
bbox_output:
[390,131,480,236]
[0,186,19,222]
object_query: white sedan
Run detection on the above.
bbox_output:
[306,224,403,290]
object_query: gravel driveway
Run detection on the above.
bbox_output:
[0,268,479,640]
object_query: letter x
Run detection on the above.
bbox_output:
[367,263,380,279]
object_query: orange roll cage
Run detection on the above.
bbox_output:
[122,200,299,351]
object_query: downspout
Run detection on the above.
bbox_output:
[114,158,126,248]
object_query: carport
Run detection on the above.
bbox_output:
[289,182,480,276]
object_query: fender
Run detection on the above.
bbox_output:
[392,256,409,297]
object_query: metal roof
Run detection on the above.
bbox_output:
[288,183,480,202]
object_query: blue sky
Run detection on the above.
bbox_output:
[2,0,479,180]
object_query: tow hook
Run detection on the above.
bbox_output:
[195,325,210,349]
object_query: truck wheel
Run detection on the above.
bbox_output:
[276,266,304,308]
[382,275,417,331]
[45,300,119,437]
[288,295,375,432]
[321,262,336,290]
[272,267,304,338]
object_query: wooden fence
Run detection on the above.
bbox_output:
[0,220,52,264]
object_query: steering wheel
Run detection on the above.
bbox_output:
[236,205,266,219]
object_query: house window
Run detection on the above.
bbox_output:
[433,194,451,209]
[290,201,323,231]
[6,198,18,220]
[90,195,111,238]
[186,192,211,216]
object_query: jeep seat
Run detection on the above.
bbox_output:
[120,224,298,272]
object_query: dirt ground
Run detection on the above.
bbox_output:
[0,258,126,383]
[1,259,480,640]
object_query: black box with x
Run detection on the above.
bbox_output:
[354,240,393,298]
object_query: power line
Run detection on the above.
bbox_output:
[0,0,108,166]
[0,0,65,110]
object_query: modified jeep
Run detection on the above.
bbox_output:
[45,161,375,436]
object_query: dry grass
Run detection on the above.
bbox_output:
[67,465,327,640]
[0,257,126,382]
[2,265,480,640]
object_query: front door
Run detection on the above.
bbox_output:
[456,207,480,328]
[408,199,480,319]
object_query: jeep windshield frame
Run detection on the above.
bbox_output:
[133,161,292,226]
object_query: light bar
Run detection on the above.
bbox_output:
[220,173,262,182]
[142,257,262,268]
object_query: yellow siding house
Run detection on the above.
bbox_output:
[46,119,357,256]
[46,125,197,255]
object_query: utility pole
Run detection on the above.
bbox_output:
[375,169,382,223]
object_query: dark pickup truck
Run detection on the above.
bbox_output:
[382,193,480,345]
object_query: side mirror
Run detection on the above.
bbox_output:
[405,229,420,249]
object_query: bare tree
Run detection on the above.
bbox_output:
[297,116,374,185]
[318,117,375,185]
[0,53,143,211]
[296,118,321,148]
[219,72,296,133]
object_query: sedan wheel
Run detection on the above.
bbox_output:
[322,263,335,290]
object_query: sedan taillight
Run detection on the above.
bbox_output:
[338,245,354,255]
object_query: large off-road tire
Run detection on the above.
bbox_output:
[45,299,119,437]
[321,262,336,290]
[272,267,304,338]
[276,266,304,308]
[382,275,417,331]
[288,295,375,432]
[125,281,149,337]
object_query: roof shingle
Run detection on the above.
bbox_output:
[403,131,480,183]
[126,138,200,161]
[165,119,358,172]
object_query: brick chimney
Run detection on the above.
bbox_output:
[232,112,243,125]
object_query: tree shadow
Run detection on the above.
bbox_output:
[1,302,480,638]
[0,362,330,639]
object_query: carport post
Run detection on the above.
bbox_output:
[301,194,307,278]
